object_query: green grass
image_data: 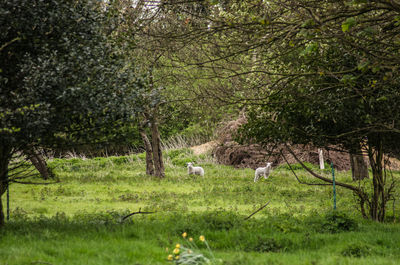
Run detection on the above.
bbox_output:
[1,149,400,264]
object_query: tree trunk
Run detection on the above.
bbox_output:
[0,144,11,227]
[350,153,369,181]
[368,139,386,222]
[151,110,165,178]
[25,148,52,180]
[0,196,4,227]
[139,126,155,176]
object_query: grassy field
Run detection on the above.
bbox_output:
[1,148,399,265]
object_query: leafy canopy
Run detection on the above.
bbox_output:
[0,0,143,151]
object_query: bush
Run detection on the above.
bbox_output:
[341,243,372,257]
[165,148,193,160]
[108,156,130,165]
[165,149,200,167]
[253,238,284,252]
[319,211,358,233]
[193,211,243,231]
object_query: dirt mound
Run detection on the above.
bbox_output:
[212,115,352,171]
[211,115,400,171]
[213,141,352,170]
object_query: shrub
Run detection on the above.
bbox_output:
[165,148,193,160]
[341,243,372,257]
[253,238,284,252]
[108,156,130,165]
[172,157,197,167]
[193,211,242,231]
[320,211,358,233]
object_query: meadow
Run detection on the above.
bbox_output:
[1,148,399,265]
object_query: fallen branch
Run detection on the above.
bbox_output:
[10,180,60,185]
[244,200,271,220]
[121,208,156,221]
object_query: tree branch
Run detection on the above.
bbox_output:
[244,200,271,220]
[121,208,156,221]
[284,143,360,192]
[280,150,331,186]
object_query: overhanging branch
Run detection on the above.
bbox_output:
[284,143,360,193]
[280,150,331,186]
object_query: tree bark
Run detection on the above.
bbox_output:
[25,148,52,180]
[0,144,11,227]
[368,139,386,222]
[139,125,155,176]
[151,110,165,178]
[350,153,369,181]
[0,195,4,227]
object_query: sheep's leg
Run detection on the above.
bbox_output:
[254,174,259,182]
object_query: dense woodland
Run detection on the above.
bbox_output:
[1,0,400,264]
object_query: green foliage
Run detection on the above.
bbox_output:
[341,17,357,32]
[165,149,194,160]
[164,148,200,167]
[249,237,287,253]
[319,211,358,233]
[341,243,372,257]
[0,0,144,154]
[192,211,243,231]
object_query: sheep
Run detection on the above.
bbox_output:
[187,162,204,177]
[254,162,272,182]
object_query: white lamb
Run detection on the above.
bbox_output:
[254,162,272,182]
[187,162,204,177]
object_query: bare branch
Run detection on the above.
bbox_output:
[244,200,271,220]
[121,208,156,221]
[284,144,360,192]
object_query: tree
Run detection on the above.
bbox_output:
[0,0,143,226]
[232,0,400,222]
[110,0,226,178]
[144,0,400,221]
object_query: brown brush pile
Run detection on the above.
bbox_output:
[212,115,400,171]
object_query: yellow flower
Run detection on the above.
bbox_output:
[188,250,193,254]
[199,235,205,242]
[173,248,180,255]
[189,237,193,242]
[175,243,181,249]
[175,255,180,260]
[167,254,173,261]
[182,232,187,238]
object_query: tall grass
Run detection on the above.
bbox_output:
[162,134,212,150]
[1,150,399,265]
